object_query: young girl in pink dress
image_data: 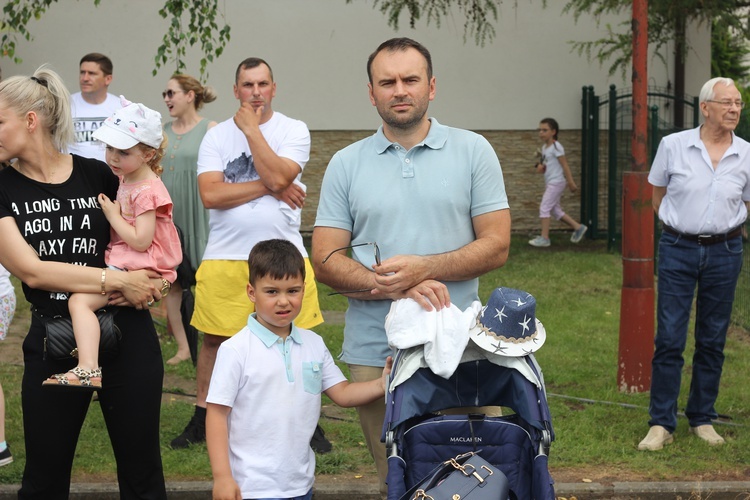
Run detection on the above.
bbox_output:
[44,97,181,390]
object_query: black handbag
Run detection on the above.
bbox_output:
[401,452,509,500]
[35,309,122,362]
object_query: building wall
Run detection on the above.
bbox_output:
[7,1,710,130]
[5,1,708,234]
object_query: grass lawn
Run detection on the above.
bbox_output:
[0,233,748,485]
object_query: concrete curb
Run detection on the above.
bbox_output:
[0,481,748,499]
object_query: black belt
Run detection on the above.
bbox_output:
[662,225,742,245]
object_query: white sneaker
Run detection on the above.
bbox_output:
[529,236,551,247]
[571,224,588,243]
[638,425,674,451]
[690,425,725,446]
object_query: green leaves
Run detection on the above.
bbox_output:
[564,0,750,79]
[0,0,229,82]
[1,0,56,63]
[348,0,509,46]
[351,0,750,83]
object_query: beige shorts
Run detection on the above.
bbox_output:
[191,259,323,336]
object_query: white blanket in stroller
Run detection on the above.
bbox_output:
[386,298,479,378]
[385,298,541,390]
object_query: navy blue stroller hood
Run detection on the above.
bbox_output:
[382,351,555,500]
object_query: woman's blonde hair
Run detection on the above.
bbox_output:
[0,64,74,152]
[170,74,217,111]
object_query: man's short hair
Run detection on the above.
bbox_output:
[235,57,273,84]
[248,239,305,285]
[79,53,113,76]
[366,37,433,84]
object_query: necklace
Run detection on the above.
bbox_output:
[17,154,70,184]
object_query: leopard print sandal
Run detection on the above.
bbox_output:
[42,366,102,391]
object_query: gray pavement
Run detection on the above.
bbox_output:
[0,480,749,499]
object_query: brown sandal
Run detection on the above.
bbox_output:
[42,366,102,391]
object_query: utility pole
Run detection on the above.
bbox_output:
[618,0,654,392]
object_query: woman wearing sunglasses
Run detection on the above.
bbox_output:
[161,75,217,365]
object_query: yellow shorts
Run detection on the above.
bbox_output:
[191,259,323,336]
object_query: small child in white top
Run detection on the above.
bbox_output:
[529,117,588,247]
[206,239,392,500]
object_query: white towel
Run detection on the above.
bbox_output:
[385,298,481,378]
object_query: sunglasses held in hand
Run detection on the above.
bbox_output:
[322,242,381,295]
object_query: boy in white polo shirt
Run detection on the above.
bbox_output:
[206,239,391,500]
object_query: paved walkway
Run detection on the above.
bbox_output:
[1,480,750,499]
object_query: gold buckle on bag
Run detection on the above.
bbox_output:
[413,490,435,500]
[448,455,489,484]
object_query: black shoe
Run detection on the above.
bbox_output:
[0,446,12,467]
[170,406,206,449]
[310,424,332,454]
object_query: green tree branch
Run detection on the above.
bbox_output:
[351,0,750,80]
[0,0,230,82]
[346,0,520,46]
[154,0,231,81]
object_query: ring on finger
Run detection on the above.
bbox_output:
[147,299,154,306]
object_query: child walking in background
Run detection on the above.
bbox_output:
[529,118,588,247]
[0,263,15,466]
[43,98,182,391]
[206,239,391,500]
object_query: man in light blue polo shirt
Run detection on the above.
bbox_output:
[312,37,511,497]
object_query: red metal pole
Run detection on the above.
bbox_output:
[618,0,654,393]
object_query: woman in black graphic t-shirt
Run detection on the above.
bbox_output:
[0,66,167,499]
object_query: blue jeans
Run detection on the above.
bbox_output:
[649,231,743,432]
[250,489,313,500]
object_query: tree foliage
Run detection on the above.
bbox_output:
[345,0,517,46]
[711,19,750,140]
[0,0,102,63]
[563,0,750,78]
[154,0,231,81]
[352,0,750,79]
[711,19,750,83]
[0,0,230,82]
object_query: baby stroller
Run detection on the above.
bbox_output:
[382,347,555,500]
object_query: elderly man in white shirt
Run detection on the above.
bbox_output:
[639,77,750,451]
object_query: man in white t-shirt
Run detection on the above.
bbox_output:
[68,53,121,162]
[170,57,325,450]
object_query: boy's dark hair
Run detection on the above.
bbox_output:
[235,57,273,84]
[367,37,432,84]
[79,53,113,76]
[248,239,305,285]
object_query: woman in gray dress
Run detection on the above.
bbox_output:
[161,74,217,365]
